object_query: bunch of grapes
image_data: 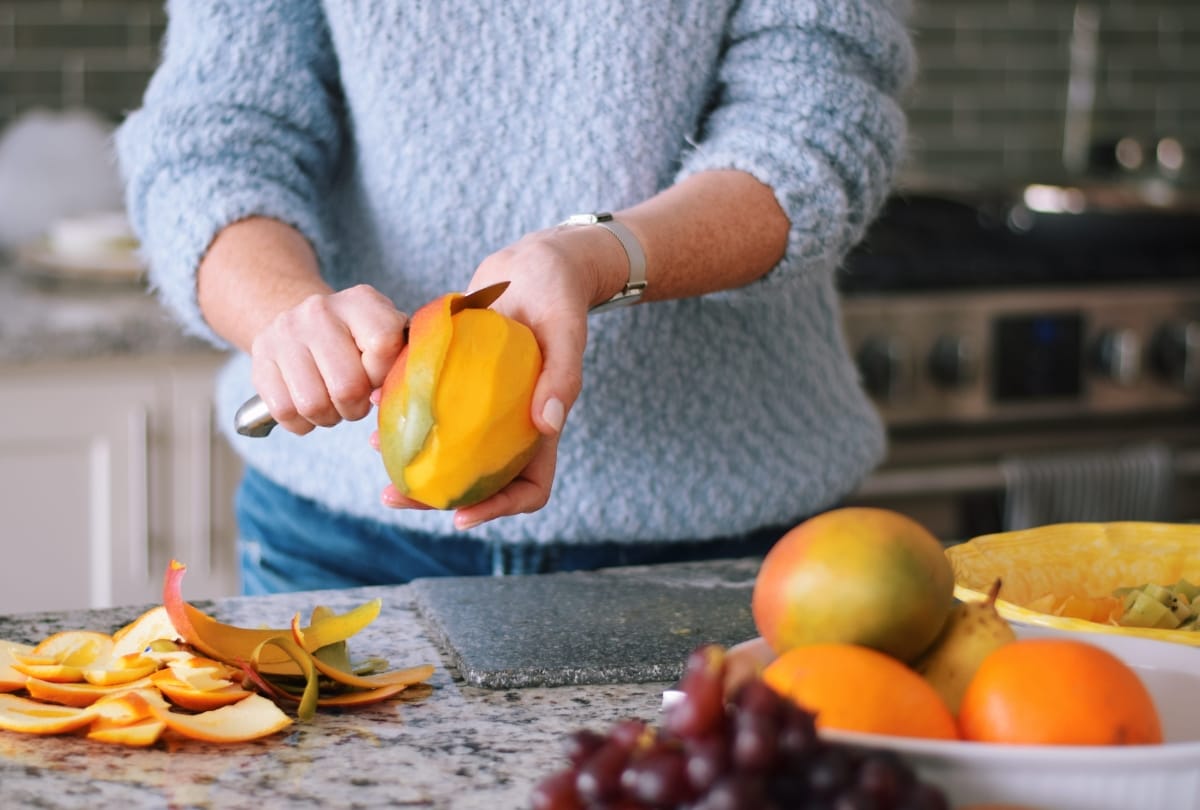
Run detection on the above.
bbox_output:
[531,645,949,810]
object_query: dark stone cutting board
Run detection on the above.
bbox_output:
[410,557,761,689]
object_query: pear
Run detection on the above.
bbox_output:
[914,579,1016,714]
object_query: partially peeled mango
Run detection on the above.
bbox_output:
[378,288,542,509]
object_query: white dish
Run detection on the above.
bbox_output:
[823,625,1200,810]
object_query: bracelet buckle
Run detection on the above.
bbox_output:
[560,212,647,313]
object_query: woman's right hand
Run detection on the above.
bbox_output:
[248,283,408,435]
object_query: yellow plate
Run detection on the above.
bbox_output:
[947,521,1200,646]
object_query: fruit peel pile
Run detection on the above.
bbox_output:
[377,288,542,509]
[0,560,433,747]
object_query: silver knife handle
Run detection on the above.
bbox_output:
[234,395,277,438]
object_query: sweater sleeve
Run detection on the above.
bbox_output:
[677,0,915,293]
[114,0,345,347]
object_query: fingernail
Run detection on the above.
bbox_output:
[455,515,481,531]
[541,397,565,433]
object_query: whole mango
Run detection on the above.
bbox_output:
[377,290,542,509]
[752,507,954,663]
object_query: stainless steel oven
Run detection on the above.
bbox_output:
[839,191,1200,539]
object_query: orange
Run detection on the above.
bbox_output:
[959,638,1163,745]
[762,642,958,740]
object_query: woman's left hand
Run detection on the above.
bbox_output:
[379,222,630,528]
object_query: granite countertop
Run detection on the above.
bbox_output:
[0,578,685,810]
[0,259,212,364]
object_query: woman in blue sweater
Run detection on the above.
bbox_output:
[117,1,915,593]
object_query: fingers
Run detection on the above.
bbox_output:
[449,435,559,528]
[381,484,434,510]
[381,436,558,523]
[251,286,407,435]
[530,313,585,437]
[343,285,408,387]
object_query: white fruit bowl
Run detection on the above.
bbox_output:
[823,625,1200,810]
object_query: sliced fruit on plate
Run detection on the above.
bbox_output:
[0,693,98,734]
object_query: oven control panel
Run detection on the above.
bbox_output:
[840,283,1200,426]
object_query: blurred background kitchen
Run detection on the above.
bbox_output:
[0,0,1196,613]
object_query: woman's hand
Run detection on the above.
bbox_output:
[381,222,629,527]
[250,284,408,435]
[197,217,410,437]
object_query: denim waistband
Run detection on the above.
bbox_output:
[235,466,797,593]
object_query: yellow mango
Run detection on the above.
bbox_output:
[378,290,542,509]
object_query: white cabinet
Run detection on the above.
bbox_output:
[0,353,242,614]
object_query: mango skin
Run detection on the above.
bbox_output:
[751,507,955,663]
[377,292,542,510]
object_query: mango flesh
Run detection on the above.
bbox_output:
[378,292,542,509]
[751,507,955,663]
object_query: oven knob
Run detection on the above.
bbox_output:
[1091,328,1141,385]
[1150,321,1200,392]
[927,335,974,389]
[856,336,904,400]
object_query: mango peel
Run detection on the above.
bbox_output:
[0,563,435,744]
[378,290,543,509]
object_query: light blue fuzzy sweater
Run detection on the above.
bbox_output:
[116,0,914,545]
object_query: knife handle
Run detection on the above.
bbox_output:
[234,395,277,438]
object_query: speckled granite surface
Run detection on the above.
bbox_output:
[0,261,210,363]
[0,576,695,809]
[412,558,759,689]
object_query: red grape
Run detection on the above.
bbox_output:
[575,740,630,804]
[620,743,690,805]
[530,769,582,810]
[530,643,950,810]
[664,645,726,738]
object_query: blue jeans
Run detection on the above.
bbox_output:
[235,468,798,595]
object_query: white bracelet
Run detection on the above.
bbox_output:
[560,212,647,313]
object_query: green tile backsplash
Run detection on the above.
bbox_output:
[908,0,1199,187]
[0,0,1195,190]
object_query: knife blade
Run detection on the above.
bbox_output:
[233,281,510,438]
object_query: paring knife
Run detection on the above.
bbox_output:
[233,281,511,438]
